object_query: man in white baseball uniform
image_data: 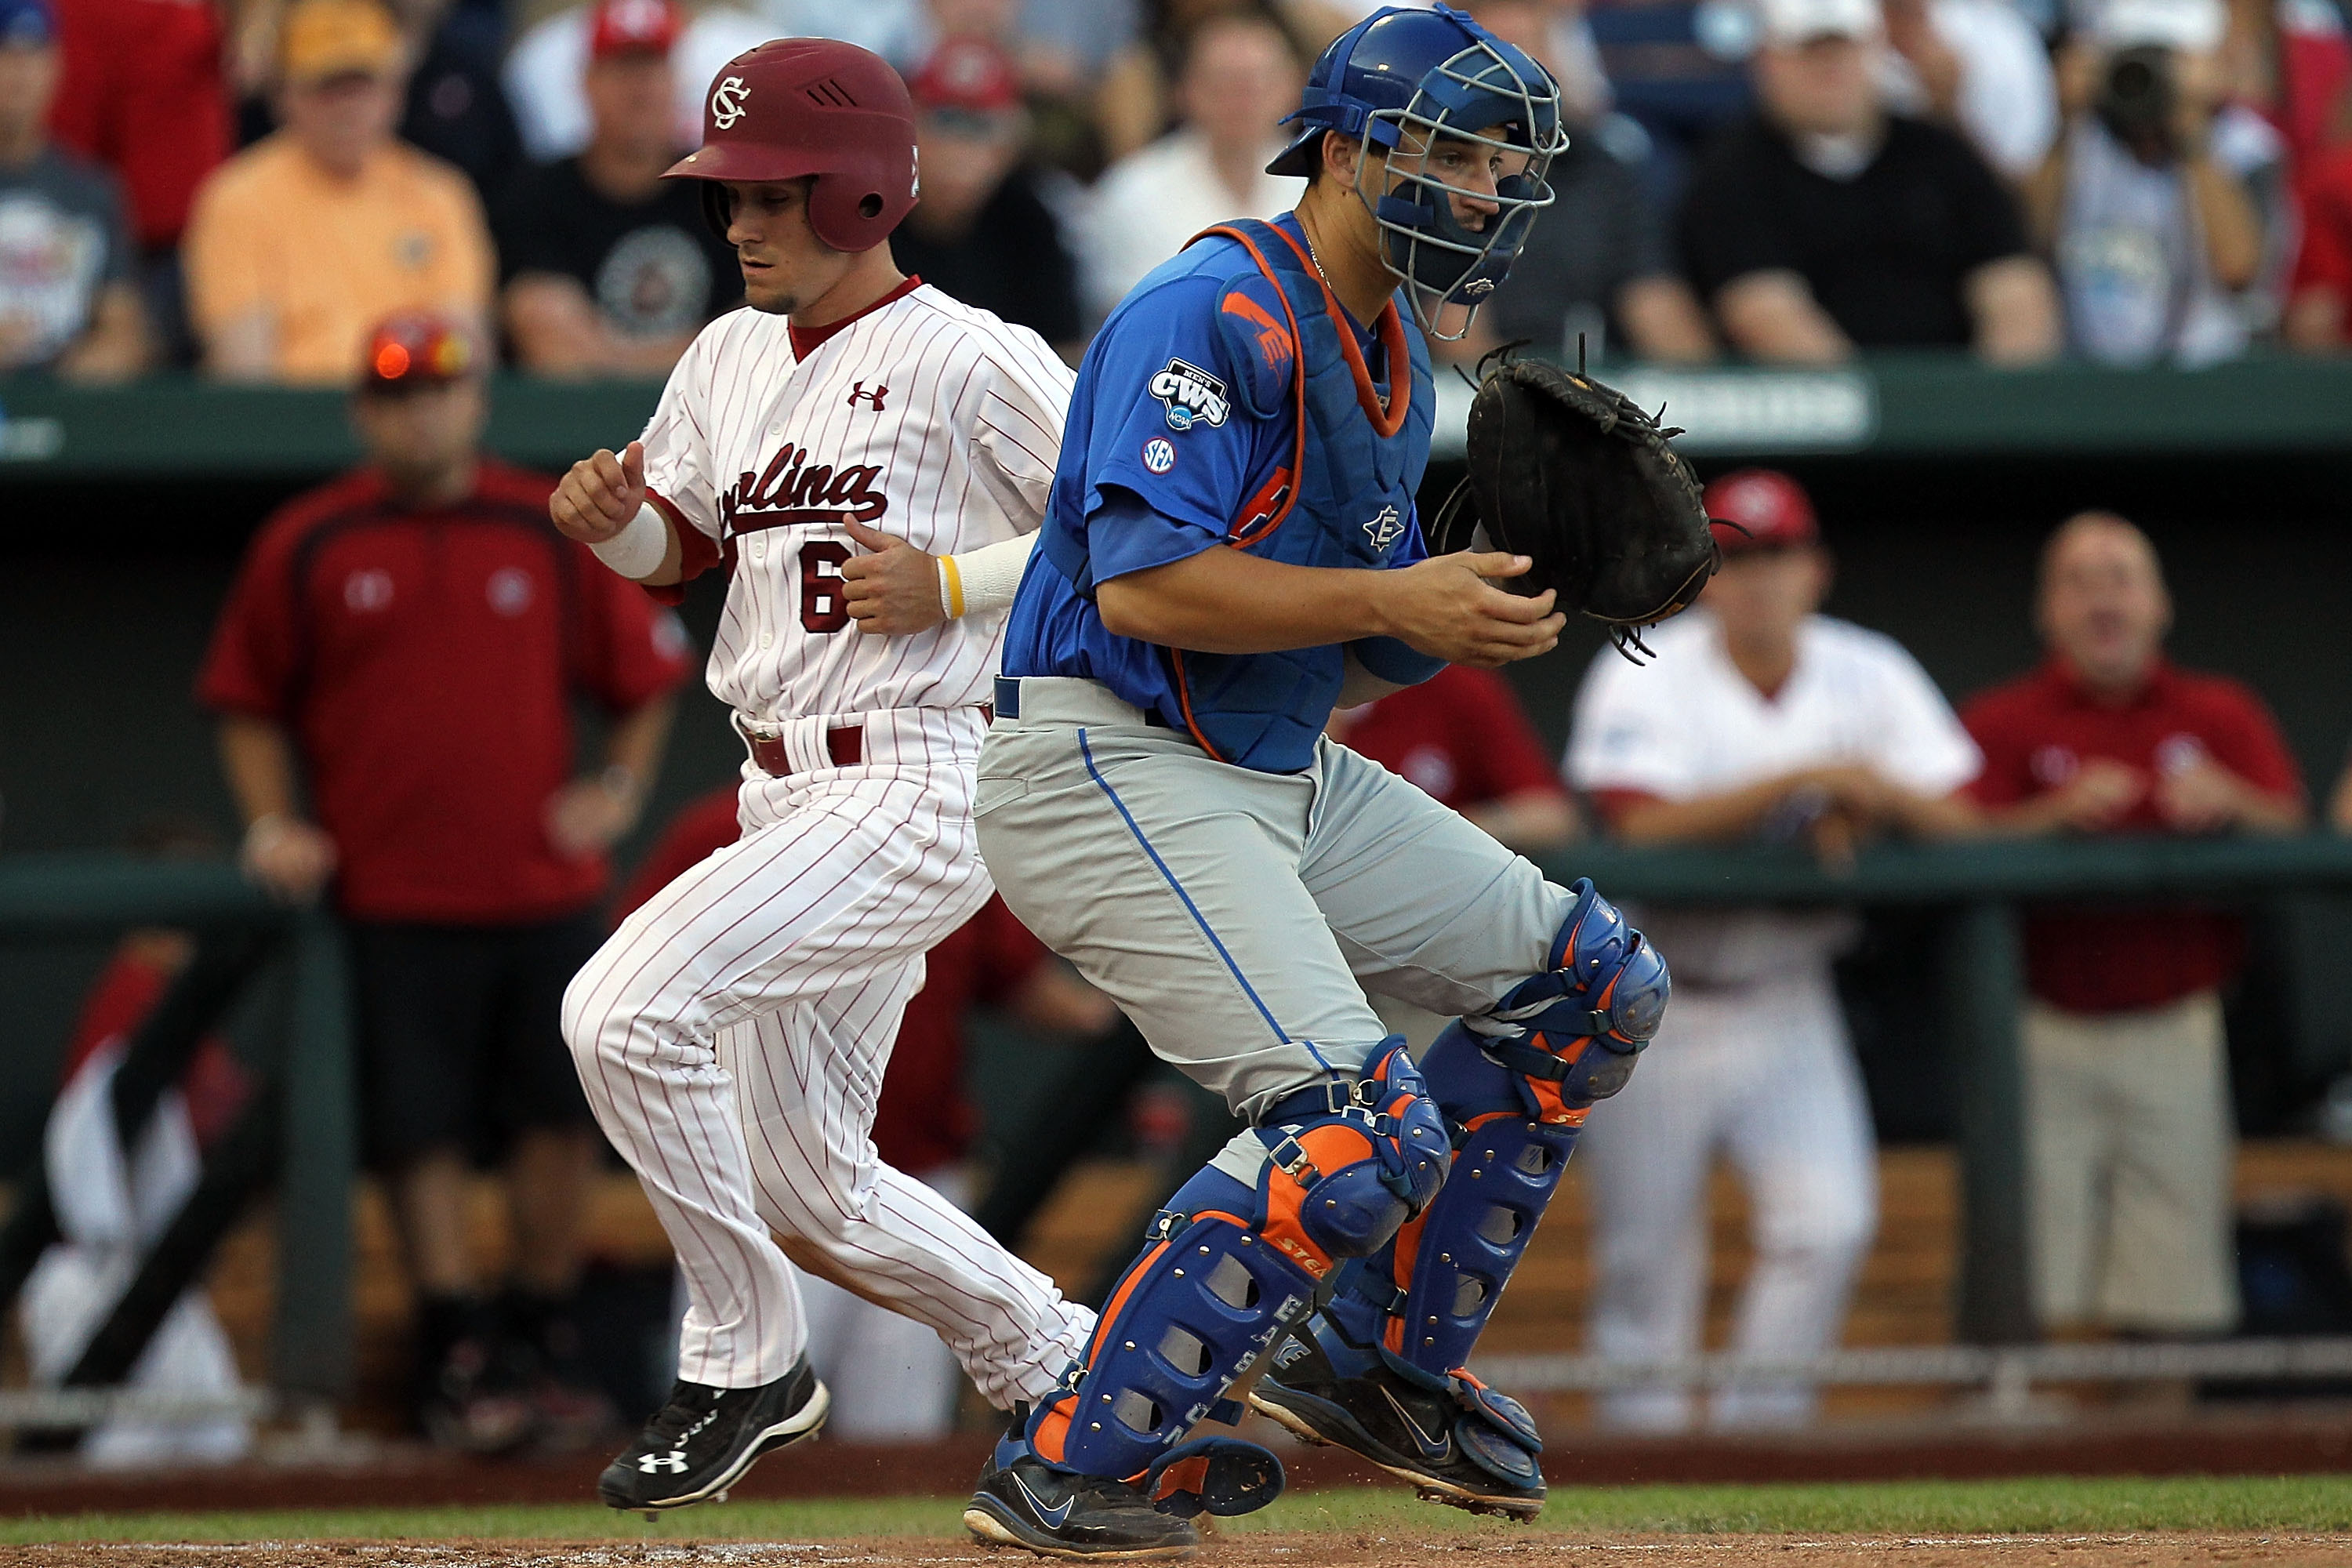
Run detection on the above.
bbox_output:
[546,38,1094,1511]
[1565,468,1981,1430]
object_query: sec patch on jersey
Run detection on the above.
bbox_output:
[1142,437,1178,474]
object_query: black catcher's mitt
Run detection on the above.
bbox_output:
[1429,351,1719,661]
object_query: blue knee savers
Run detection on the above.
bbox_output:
[1023,1042,1448,1490]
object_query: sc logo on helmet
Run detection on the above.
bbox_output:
[711,76,751,129]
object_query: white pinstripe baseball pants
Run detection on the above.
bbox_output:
[561,709,1094,1404]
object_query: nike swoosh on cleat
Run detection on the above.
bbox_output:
[1009,1472,1076,1530]
[1380,1388,1454,1462]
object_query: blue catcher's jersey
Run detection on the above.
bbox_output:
[1003,212,1442,773]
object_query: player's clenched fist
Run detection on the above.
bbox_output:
[552,440,648,544]
[841,518,949,635]
[1377,550,1566,669]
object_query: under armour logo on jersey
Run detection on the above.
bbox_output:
[846,382,888,411]
[1364,505,1404,551]
[710,75,750,129]
[637,1450,689,1474]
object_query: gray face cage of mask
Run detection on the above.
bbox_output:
[1346,40,1571,341]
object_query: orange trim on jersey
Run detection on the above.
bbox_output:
[1265,223,1411,439]
[1192,224,1307,551]
[1167,649,1230,764]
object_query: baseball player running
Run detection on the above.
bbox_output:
[545,39,1094,1512]
[963,8,1670,1556]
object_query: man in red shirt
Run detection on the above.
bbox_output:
[1329,664,1578,854]
[1964,510,2305,1339]
[614,788,1115,1439]
[197,312,692,1450]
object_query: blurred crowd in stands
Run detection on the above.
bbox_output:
[6,0,2352,384]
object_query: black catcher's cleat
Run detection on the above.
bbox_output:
[964,1440,1202,1559]
[597,1356,829,1512]
[1249,1319,1546,1519]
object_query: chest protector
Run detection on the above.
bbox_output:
[1166,220,1435,772]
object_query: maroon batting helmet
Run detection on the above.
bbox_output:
[664,38,920,253]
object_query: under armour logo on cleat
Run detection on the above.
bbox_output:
[846,382,889,411]
[638,1450,690,1474]
[1009,1472,1075,1529]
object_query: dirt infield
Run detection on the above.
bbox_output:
[8,1534,2352,1568]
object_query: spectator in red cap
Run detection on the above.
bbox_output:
[1566,467,1980,1431]
[887,37,1082,356]
[498,0,744,378]
[1964,511,2303,1341]
[197,310,694,1450]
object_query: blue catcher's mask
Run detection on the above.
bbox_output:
[1268,5,1568,339]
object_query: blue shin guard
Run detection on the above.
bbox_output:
[1022,1043,1448,1504]
[1302,880,1668,1486]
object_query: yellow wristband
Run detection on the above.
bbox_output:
[938,553,967,619]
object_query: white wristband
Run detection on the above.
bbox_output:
[590,502,670,580]
[938,532,1037,619]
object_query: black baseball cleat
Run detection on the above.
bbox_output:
[1249,1319,1546,1519]
[964,1443,1201,1559]
[597,1356,829,1512]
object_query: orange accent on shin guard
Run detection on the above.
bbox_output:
[1257,1123,1377,1280]
[1031,1395,1077,1465]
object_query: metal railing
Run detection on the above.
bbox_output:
[5,834,2352,1418]
[0,855,356,1410]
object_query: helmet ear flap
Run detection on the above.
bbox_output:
[699,181,735,241]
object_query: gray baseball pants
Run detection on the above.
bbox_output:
[976,677,1573,1163]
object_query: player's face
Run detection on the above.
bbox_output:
[1703,545,1828,647]
[2038,526,2170,689]
[351,378,488,486]
[722,179,851,315]
[1389,122,1522,235]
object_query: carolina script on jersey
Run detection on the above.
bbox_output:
[720,443,890,535]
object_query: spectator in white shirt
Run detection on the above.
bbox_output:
[1878,0,2061,182]
[503,0,775,163]
[1079,10,1303,320]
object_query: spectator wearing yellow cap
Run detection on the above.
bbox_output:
[182,0,494,383]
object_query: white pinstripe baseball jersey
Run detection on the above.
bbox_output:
[641,282,1073,724]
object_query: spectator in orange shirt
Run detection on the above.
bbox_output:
[183,0,494,383]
